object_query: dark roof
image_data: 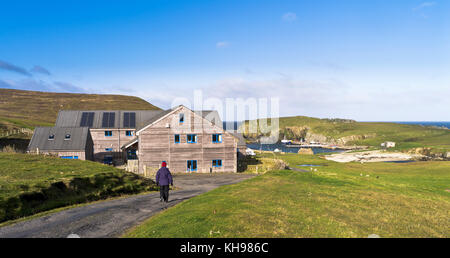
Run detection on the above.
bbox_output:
[55,107,223,131]
[27,127,90,151]
[121,137,138,149]
[135,109,174,131]
[55,110,164,129]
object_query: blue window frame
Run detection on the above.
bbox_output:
[212,134,222,143]
[61,156,78,159]
[187,134,197,143]
[179,113,184,123]
[187,160,197,172]
[212,159,222,167]
[105,131,113,137]
[125,130,133,136]
[105,148,113,152]
[174,134,180,143]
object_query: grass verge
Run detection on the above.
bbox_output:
[0,153,157,223]
[124,154,449,238]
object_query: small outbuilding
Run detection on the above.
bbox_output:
[381,141,396,148]
[27,127,94,160]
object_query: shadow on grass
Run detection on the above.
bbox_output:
[0,173,158,223]
[237,156,263,172]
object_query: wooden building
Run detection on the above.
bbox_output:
[27,127,93,160]
[28,105,242,173]
[133,105,237,173]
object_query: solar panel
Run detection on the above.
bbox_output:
[102,112,115,128]
[123,112,136,128]
[102,113,109,128]
[87,112,94,127]
[109,113,115,127]
[80,112,95,127]
[123,113,130,127]
[129,112,136,127]
[80,113,88,127]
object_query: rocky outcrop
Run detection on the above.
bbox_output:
[336,134,377,145]
[298,148,314,155]
[302,132,376,146]
[242,123,376,147]
[407,148,450,161]
[283,126,309,141]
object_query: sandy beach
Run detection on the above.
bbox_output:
[325,150,421,163]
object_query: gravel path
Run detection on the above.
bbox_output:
[0,173,255,238]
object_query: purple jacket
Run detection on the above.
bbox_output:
[155,167,173,186]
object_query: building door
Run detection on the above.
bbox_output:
[187,160,197,172]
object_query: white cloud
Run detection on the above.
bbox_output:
[216,41,230,48]
[413,2,436,11]
[137,76,449,121]
[282,12,297,22]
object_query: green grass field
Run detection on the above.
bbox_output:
[125,154,450,238]
[0,153,157,222]
[240,116,450,153]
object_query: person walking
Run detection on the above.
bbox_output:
[155,161,173,203]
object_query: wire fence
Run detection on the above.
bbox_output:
[0,128,34,138]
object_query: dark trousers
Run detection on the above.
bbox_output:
[160,185,170,202]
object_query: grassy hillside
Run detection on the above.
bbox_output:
[240,116,450,153]
[125,154,450,238]
[0,88,160,136]
[0,153,157,222]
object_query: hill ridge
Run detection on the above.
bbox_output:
[0,88,160,136]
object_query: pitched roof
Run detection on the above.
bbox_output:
[55,110,164,129]
[135,109,174,131]
[55,108,223,131]
[121,137,139,149]
[27,127,90,151]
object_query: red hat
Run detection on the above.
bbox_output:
[161,161,167,167]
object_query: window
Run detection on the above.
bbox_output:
[174,134,180,143]
[105,148,113,152]
[127,149,137,160]
[48,134,55,140]
[212,159,222,167]
[212,134,222,143]
[64,134,71,140]
[105,131,113,137]
[126,130,133,136]
[187,160,197,172]
[123,112,136,128]
[179,113,184,123]
[61,156,78,159]
[187,134,197,143]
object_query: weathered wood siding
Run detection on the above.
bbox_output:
[40,151,87,160]
[138,106,237,173]
[90,128,136,163]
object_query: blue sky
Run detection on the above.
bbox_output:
[0,0,449,121]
